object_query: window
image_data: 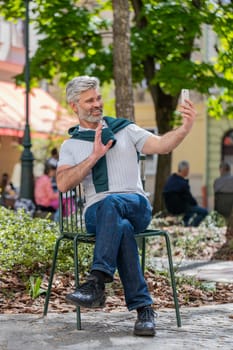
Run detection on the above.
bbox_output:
[11,21,24,48]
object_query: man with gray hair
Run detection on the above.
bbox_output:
[163,160,208,226]
[214,161,233,193]
[56,75,197,336]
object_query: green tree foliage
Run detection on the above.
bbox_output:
[207,1,233,119]
[131,0,233,94]
[0,0,113,85]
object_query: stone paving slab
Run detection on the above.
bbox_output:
[179,260,233,283]
[151,258,233,283]
[0,303,233,350]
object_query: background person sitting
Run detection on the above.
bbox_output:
[214,161,233,193]
[46,147,59,192]
[213,161,233,218]
[46,147,59,168]
[34,164,59,221]
[163,160,208,227]
[0,172,18,208]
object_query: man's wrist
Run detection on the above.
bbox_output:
[179,124,191,136]
[88,154,99,166]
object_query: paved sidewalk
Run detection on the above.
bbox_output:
[0,303,233,350]
[1,259,233,350]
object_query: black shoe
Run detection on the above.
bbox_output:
[65,275,106,308]
[134,306,156,336]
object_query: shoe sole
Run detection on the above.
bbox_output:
[66,295,106,309]
[134,329,156,336]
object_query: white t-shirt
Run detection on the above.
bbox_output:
[58,122,152,211]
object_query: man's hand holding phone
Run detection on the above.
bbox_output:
[181,89,189,105]
[179,89,197,133]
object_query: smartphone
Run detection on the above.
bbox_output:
[181,89,189,104]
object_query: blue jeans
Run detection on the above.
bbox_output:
[85,193,153,311]
[183,205,208,227]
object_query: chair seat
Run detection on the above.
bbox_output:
[64,233,96,243]
[137,229,168,237]
[64,229,166,240]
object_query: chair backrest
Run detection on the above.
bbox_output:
[59,186,86,235]
[214,192,233,218]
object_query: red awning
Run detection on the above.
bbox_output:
[0,81,76,137]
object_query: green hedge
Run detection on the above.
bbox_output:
[0,207,93,274]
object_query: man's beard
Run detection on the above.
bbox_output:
[77,108,103,123]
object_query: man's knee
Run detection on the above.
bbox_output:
[101,194,119,205]
[97,195,123,216]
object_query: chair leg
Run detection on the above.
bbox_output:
[73,236,81,330]
[44,236,63,316]
[163,232,182,327]
[141,237,146,275]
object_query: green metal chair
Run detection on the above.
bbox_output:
[43,161,181,330]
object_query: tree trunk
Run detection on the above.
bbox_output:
[226,209,233,241]
[112,0,134,120]
[143,63,179,214]
[152,87,179,214]
[213,208,233,260]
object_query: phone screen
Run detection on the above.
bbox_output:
[181,89,189,104]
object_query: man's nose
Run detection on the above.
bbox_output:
[93,99,102,107]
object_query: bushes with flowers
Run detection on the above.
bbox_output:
[0,206,93,274]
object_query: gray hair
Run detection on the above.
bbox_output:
[178,160,189,172]
[219,161,231,173]
[66,76,100,104]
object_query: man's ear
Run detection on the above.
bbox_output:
[70,102,78,114]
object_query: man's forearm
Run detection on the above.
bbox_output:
[156,125,188,154]
[142,100,196,155]
[142,125,188,155]
[56,154,98,192]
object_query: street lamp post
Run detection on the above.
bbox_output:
[20,0,34,199]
